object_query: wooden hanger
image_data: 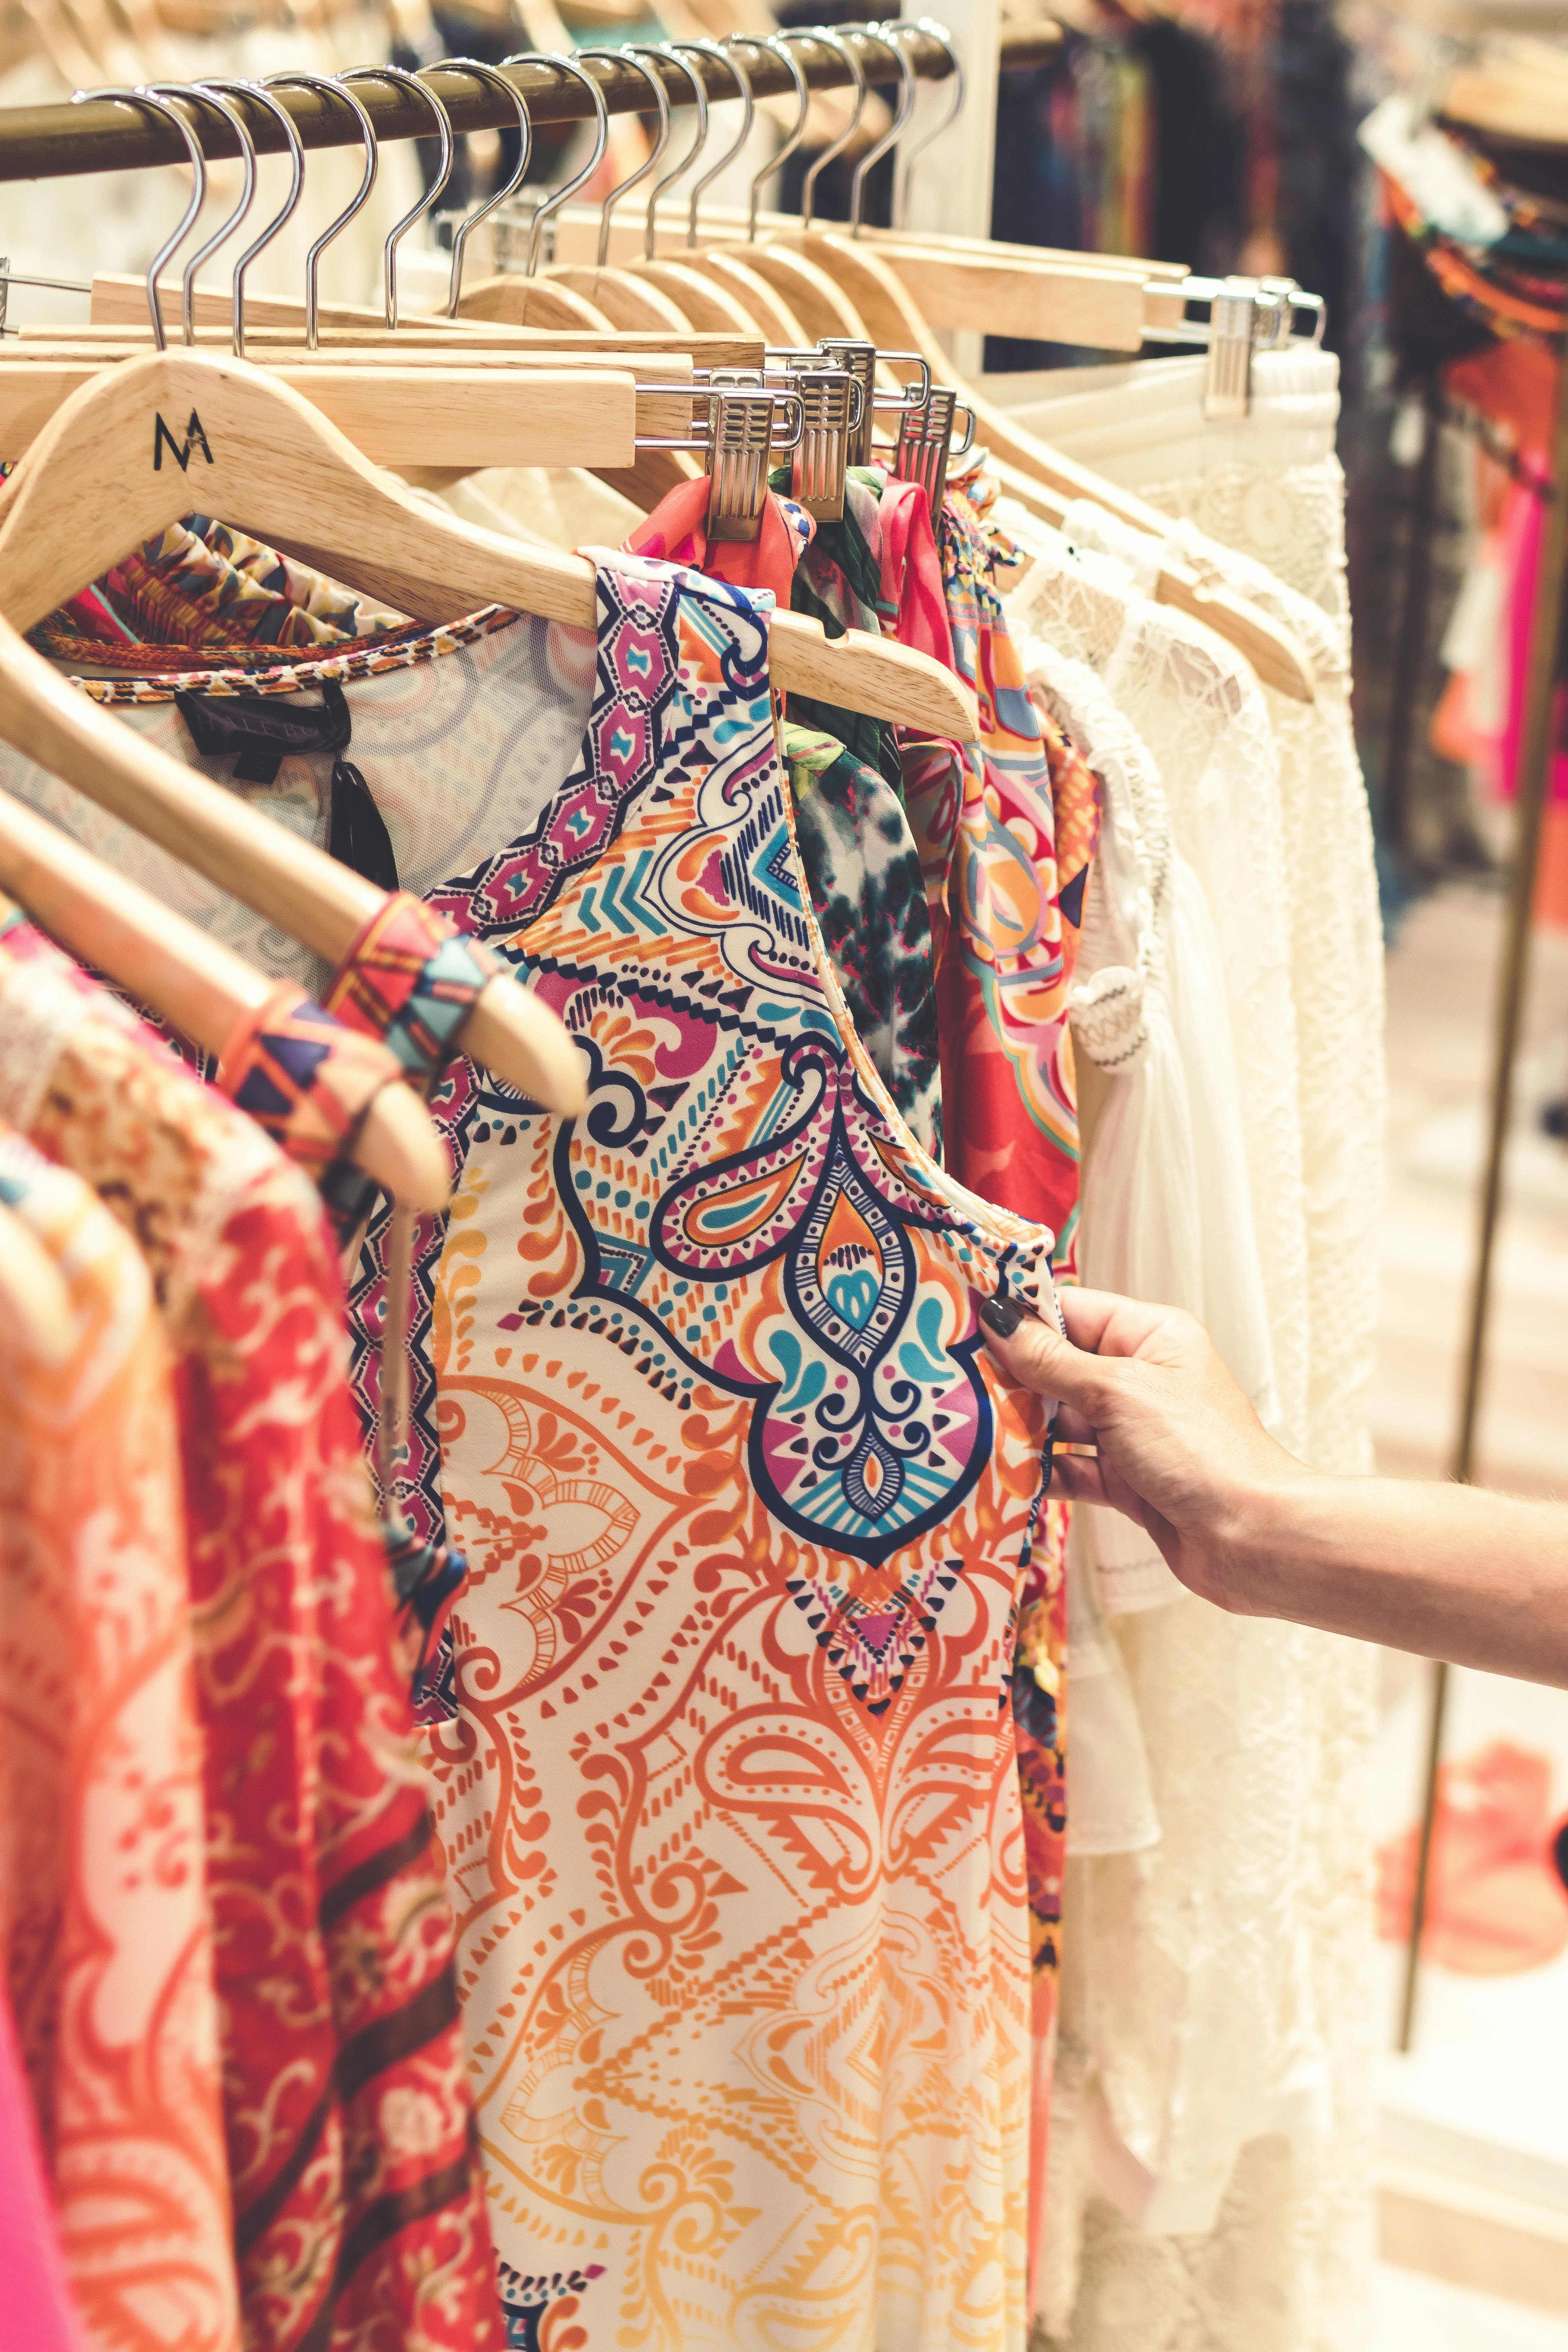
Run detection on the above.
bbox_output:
[54,281,768,370]
[0,584,591,1115]
[0,352,644,469]
[0,348,976,735]
[0,788,452,1210]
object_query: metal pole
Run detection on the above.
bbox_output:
[1399,317,1568,2052]
[0,23,1061,181]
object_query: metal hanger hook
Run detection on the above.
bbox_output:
[341,64,456,328]
[850,24,917,238]
[498,52,607,279]
[421,58,532,315]
[670,40,753,250]
[799,28,866,231]
[261,73,378,350]
[194,81,303,359]
[73,85,204,350]
[732,32,808,243]
[639,45,708,260]
[575,46,669,270]
[142,83,256,345]
[896,17,964,229]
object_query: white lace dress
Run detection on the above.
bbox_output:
[1001,498,1383,2352]
[978,344,1348,625]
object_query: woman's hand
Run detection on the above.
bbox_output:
[975,1287,1568,1686]
[976,1288,1307,1610]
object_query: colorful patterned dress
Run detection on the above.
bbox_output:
[0,942,501,2352]
[0,1124,240,2352]
[421,553,1058,2349]
[0,548,1063,2345]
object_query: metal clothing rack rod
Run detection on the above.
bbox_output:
[0,21,1061,182]
[1398,307,1568,2051]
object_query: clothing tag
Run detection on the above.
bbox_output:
[176,680,353,784]
[174,680,399,888]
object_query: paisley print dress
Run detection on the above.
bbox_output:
[424,554,1058,2350]
[0,550,1062,2348]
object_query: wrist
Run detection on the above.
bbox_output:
[1207,1461,1321,1617]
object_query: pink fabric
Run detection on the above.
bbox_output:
[877,477,957,671]
[0,1991,87,2352]
[1497,468,1568,808]
[620,479,813,612]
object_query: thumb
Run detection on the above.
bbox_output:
[975,1292,1116,1419]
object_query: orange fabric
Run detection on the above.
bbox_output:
[1445,339,1561,466]
[1376,1740,1568,1976]
[1536,802,1568,930]
[0,1131,240,2352]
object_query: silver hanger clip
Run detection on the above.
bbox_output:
[1142,272,1326,419]
[814,337,931,466]
[703,372,805,544]
[756,348,868,520]
[789,363,864,523]
[890,384,974,524]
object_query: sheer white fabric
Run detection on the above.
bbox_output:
[1005,512,1310,1468]
[1028,640,1279,1538]
[979,346,1348,627]
[999,485,1382,2352]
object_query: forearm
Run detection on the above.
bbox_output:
[1220,1474,1568,1688]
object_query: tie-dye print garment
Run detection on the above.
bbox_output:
[911,477,1092,1256]
[782,719,944,1161]
[423,554,1058,2350]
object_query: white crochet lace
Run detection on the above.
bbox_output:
[1002,478,1384,2352]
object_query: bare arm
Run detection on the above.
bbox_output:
[977,1288,1568,1690]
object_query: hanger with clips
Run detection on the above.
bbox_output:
[686,22,1322,704]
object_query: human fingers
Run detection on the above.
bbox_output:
[974,1292,1121,1417]
[1054,1403,1098,1446]
[1051,1449,1109,1506]
[1058,1284,1187,1360]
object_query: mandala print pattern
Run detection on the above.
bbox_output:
[422,554,1060,2351]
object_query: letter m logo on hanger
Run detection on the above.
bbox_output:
[152,409,214,472]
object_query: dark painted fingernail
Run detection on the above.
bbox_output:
[978,1292,1025,1337]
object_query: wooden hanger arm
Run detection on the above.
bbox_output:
[82,274,766,368]
[0,615,588,1117]
[876,247,1183,352]
[0,784,451,1211]
[0,362,641,470]
[992,461,1317,703]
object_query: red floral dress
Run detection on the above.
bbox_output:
[0,933,502,2352]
